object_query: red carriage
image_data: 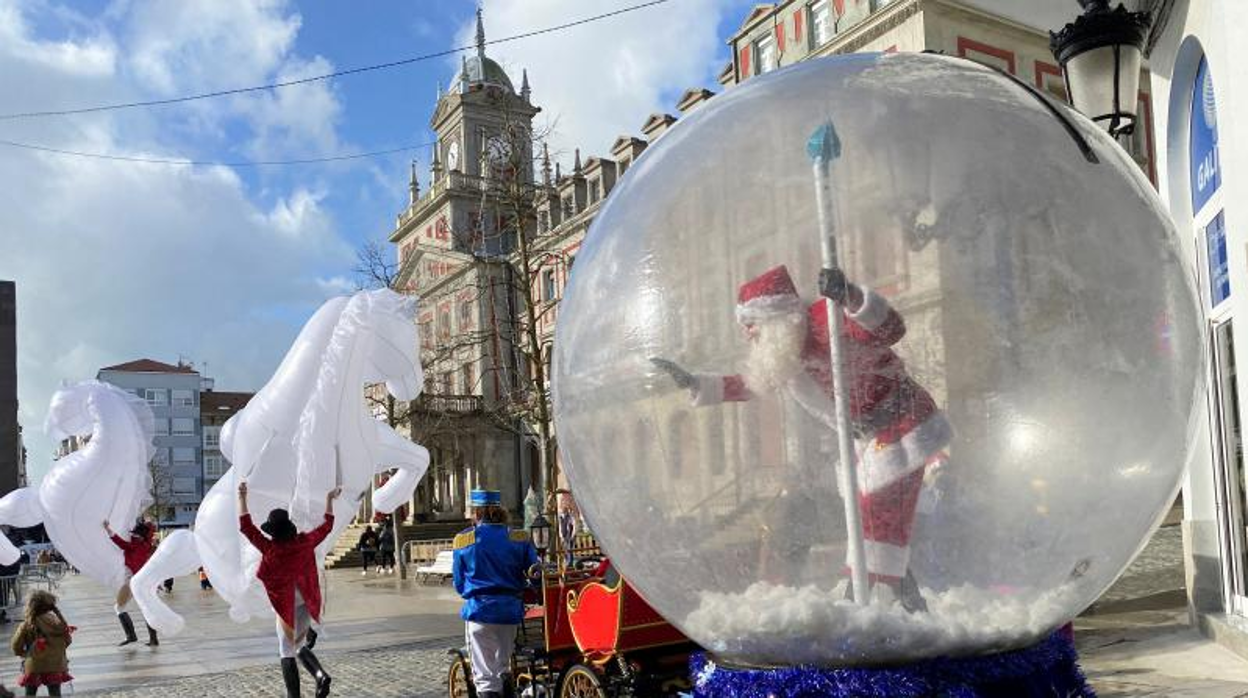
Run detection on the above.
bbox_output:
[447,539,697,697]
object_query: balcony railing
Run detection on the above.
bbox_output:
[414,393,484,414]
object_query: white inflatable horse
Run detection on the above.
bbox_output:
[133,288,431,634]
[0,381,155,591]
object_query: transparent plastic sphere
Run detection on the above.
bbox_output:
[552,53,1202,667]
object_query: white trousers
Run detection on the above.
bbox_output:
[465,621,517,693]
[277,589,314,659]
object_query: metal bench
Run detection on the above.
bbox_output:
[414,550,454,584]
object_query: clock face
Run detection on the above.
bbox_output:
[447,141,460,171]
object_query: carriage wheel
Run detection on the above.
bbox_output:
[559,664,607,698]
[447,652,475,698]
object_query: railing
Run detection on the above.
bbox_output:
[0,576,20,621]
[18,562,67,592]
[403,538,455,566]
[397,171,493,228]
[414,394,484,414]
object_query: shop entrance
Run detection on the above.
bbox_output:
[1211,319,1248,612]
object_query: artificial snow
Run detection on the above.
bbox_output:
[684,580,1087,666]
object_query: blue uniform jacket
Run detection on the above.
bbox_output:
[452,523,539,625]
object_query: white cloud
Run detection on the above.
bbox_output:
[0,1,117,77]
[123,0,300,95]
[0,0,358,481]
[455,0,734,168]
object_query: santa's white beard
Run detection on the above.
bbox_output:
[745,316,807,391]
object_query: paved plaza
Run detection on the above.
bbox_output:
[0,518,1243,696]
[20,568,464,696]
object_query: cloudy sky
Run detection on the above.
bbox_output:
[1,0,1074,481]
[0,0,767,480]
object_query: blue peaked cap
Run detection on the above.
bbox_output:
[470,489,502,507]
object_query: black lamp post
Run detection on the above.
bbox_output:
[530,512,551,560]
[1050,0,1153,137]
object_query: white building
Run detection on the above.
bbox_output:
[1141,0,1248,654]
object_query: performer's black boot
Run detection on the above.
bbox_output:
[145,624,159,646]
[297,647,332,698]
[281,657,301,697]
[304,627,317,650]
[117,612,138,646]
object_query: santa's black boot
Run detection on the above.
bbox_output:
[281,657,301,697]
[117,612,139,646]
[297,647,332,698]
[900,570,928,614]
[145,624,159,646]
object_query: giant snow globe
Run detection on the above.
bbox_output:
[551,52,1202,667]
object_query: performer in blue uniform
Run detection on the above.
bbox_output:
[453,489,538,698]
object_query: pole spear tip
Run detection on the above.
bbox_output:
[806,120,842,164]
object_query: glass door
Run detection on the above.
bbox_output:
[1211,319,1248,612]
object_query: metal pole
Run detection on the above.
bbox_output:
[807,121,869,605]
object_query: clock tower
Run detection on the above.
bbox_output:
[387,8,541,517]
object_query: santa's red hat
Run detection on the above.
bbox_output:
[736,265,803,324]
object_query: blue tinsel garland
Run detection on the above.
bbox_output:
[690,632,1095,698]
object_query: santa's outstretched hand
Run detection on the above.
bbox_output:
[651,357,696,389]
[818,267,864,310]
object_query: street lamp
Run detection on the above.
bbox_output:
[529,512,551,560]
[1050,0,1152,137]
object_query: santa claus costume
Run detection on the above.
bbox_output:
[664,265,951,606]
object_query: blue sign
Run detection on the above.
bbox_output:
[1191,57,1221,212]
[1207,210,1230,306]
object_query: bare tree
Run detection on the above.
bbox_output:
[146,454,174,527]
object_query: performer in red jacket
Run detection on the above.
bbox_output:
[238,481,340,698]
[654,265,951,610]
[103,519,158,647]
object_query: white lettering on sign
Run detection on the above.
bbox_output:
[1198,148,1220,193]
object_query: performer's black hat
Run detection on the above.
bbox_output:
[261,508,298,541]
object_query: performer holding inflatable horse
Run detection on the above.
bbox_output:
[103,519,158,646]
[0,381,158,647]
[131,288,431,651]
[239,480,340,698]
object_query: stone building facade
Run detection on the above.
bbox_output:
[390,1,1164,521]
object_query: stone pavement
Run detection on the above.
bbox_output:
[10,567,464,696]
[87,638,454,697]
[8,510,1248,696]
[1077,518,1248,697]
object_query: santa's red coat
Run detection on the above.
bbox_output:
[239,513,334,628]
[699,288,952,581]
[110,534,154,575]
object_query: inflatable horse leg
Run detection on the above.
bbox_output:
[0,489,44,565]
[131,530,202,636]
[371,423,431,515]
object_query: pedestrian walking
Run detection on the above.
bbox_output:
[357,525,379,575]
[103,520,159,647]
[377,518,396,575]
[10,590,73,696]
[453,489,538,698]
[198,567,212,590]
[237,480,339,698]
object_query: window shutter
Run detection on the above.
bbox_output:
[794,11,803,46]
[739,45,751,77]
